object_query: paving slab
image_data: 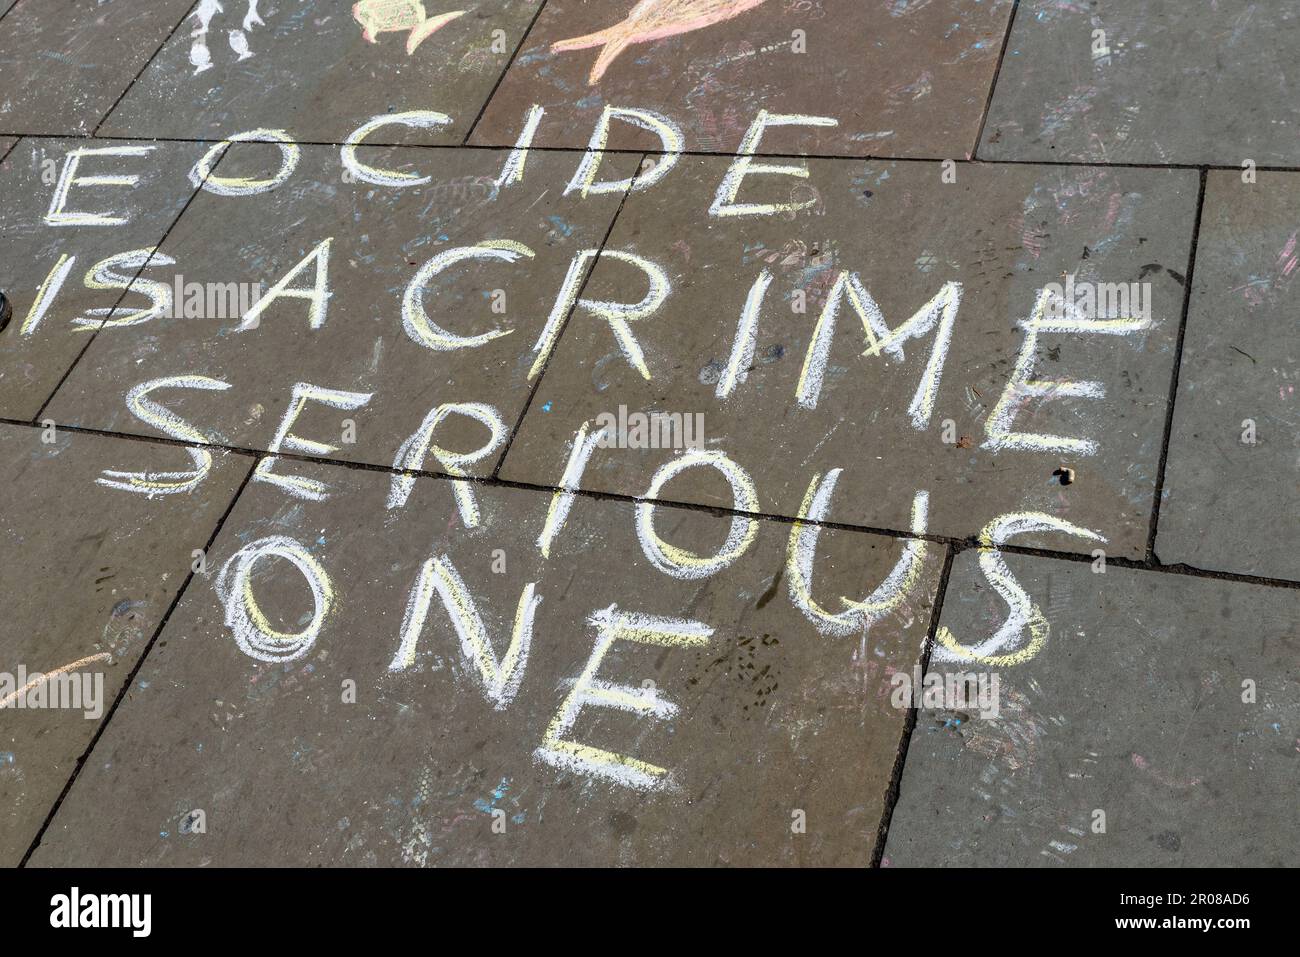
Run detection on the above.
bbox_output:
[0,0,195,136]
[1156,172,1300,581]
[884,552,1299,866]
[30,461,942,866]
[0,139,211,420]
[500,156,1197,557]
[980,1,1300,166]
[469,0,1015,158]
[0,424,248,867]
[45,144,636,487]
[0,135,15,160]
[98,0,542,144]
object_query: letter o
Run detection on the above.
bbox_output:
[189,129,301,197]
[636,450,759,579]
[217,535,333,662]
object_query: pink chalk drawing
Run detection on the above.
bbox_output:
[353,0,467,55]
[552,0,771,85]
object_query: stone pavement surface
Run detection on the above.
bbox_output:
[99,0,544,144]
[470,0,1015,157]
[981,0,1300,166]
[0,0,1295,869]
[46,143,636,476]
[0,0,196,136]
[1156,171,1300,581]
[0,425,248,866]
[0,138,207,419]
[499,155,1197,558]
[884,552,1298,867]
[31,462,940,866]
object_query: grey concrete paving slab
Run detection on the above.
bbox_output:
[469,0,1015,158]
[980,1,1300,166]
[98,0,542,144]
[45,144,636,487]
[0,136,15,160]
[1156,172,1300,581]
[500,156,1197,557]
[29,461,942,866]
[0,424,248,867]
[883,552,1299,866]
[0,0,195,136]
[0,139,211,420]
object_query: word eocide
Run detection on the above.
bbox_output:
[25,105,1154,791]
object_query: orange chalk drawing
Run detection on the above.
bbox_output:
[353,0,467,55]
[0,654,111,711]
[552,0,770,84]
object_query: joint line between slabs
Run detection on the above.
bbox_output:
[2,417,1296,593]
[1,129,1296,173]
[0,0,24,28]
[970,0,1020,161]
[29,142,233,425]
[461,0,550,147]
[90,0,198,138]
[490,151,646,479]
[871,544,955,868]
[1146,167,1208,562]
